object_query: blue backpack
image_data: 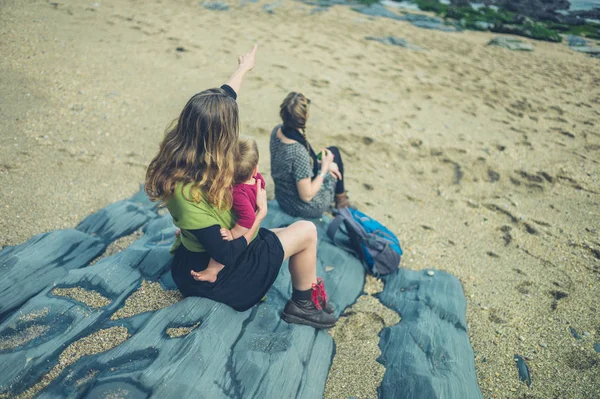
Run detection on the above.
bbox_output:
[327,208,402,275]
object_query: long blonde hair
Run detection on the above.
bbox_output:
[280,92,313,159]
[145,87,239,209]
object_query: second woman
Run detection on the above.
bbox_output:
[270,92,353,219]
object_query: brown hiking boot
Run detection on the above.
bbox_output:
[334,192,356,209]
[314,278,334,314]
[281,299,337,329]
[281,278,336,328]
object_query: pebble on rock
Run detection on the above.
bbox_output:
[426,270,435,276]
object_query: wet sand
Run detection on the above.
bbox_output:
[1,0,599,397]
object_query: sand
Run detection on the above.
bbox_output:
[165,321,202,338]
[52,286,112,308]
[110,280,183,320]
[325,276,401,399]
[1,0,599,397]
[89,229,144,265]
[7,326,129,399]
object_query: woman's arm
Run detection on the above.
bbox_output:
[224,44,257,96]
[190,180,267,265]
[189,213,261,265]
[296,148,335,203]
[296,175,325,203]
[188,225,248,266]
[223,224,250,240]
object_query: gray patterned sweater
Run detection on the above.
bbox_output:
[269,125,336,218]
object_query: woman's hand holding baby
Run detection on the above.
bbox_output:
[220,228,234,241]
[256,179,268,220]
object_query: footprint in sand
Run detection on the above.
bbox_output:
[310,78,330,88]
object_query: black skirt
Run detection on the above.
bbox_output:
[170,228,285,311]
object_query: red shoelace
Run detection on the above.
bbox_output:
[311,278,328,311]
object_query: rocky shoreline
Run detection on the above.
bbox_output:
[296,0,600,56]
[402,0,600,42]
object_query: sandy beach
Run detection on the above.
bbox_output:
[1,0,599,397]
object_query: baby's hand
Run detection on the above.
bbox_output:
[220,228,234,241]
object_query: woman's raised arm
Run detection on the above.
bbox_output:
[224,44,258,96]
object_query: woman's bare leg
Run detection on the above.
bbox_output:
[274,221,318,291]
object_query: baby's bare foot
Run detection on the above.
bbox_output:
[190,270,218,283]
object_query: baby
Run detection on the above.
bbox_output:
[221,137,265,241]
[196,137,264,282]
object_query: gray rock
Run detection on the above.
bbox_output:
[488,37,534,51]
[365,36,424,50]
[474,21,492,30]
[353,6,461,31]
[565,34,600,57]
[202,2,229,11]
[296,0,348,7]
[566,34,589,47]
[0,189,159,322]
[0,230,104,321]
[262,3,280,14]
[352,4,406,21]
[0,191,481,399]
[400,13,462,32]
[377,269,483,398]
[75,199,158,244]
[0,245,146,394]
[0,198,365,398]
[381,0,421,11]
[514,354,531,386]
[570,326,582,339]
[570,46,600,57]
[310,6,329,14]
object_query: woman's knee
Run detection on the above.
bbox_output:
[293,220,317,245]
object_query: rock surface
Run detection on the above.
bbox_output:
[202,2,229,11]
[365,36,424,50]
[565,36,600,58]
[0,191,481,398]
[488,36,534,51]
[566,34,590,47]
[401,12,462,32]
[377,269,483,398]
[353,5,462,32]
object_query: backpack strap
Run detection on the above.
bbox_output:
[373,229,398,243]
[326,214,345,242]
[326,214,356,255]
[337,207,369,239]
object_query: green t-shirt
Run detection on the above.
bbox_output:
[167,182,256,253]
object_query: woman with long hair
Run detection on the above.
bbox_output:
[145,45,336,329]
[270,92,353,219]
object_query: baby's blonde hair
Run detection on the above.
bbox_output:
[235,137,259,184]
